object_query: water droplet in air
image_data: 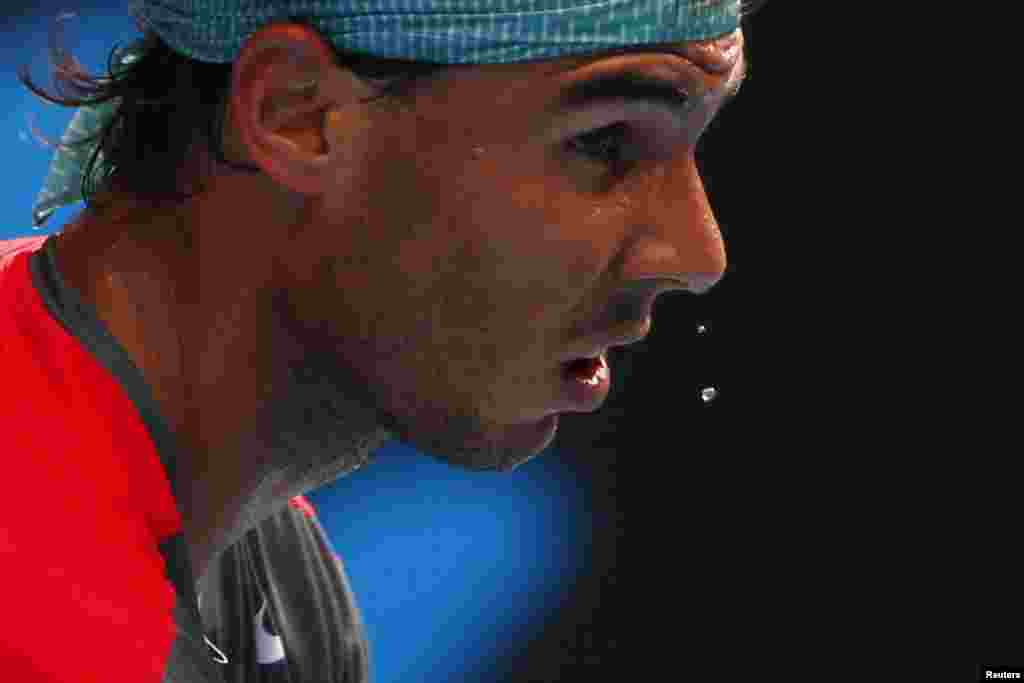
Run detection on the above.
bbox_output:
[700,387,717,403]
[697,323,708,334]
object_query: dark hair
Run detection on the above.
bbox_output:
[18,15,452,215]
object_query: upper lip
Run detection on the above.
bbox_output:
[560,279,687,363]
[560,316,653,362]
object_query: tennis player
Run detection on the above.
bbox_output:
[0,1,759,680]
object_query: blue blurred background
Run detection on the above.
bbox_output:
[0,6,605,682]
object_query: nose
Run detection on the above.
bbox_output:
[620,157,728,296]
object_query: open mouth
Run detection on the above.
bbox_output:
[562,354,609,386]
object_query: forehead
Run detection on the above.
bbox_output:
[543,28,744,75]
[434,27,744,87]
[403,29,745,127]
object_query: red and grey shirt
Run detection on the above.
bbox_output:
[0,235,368,682]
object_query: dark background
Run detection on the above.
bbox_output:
[1,2,806,679]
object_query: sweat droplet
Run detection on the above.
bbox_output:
[700,387,717,403]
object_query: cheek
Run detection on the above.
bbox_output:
[349,143,607,379]
[456,172,609,303]
[451,220,591,330]
[433,239,602,397]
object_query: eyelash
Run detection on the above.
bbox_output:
[569,122,630,167]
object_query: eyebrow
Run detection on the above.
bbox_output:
[554,56,748,124]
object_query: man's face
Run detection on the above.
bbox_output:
[280,31,744,472]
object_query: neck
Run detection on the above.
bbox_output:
[54,194,392,587]
[179,320,393,583]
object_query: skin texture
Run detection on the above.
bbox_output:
[52,23,742,585]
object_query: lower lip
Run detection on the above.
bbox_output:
[559,354,612,412]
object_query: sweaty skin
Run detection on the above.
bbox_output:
[53,23,741,585]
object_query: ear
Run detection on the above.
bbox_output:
[228,22,376,196]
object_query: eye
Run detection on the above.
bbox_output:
[569,122,631,167]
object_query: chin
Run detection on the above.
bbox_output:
[398,413,559,473]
